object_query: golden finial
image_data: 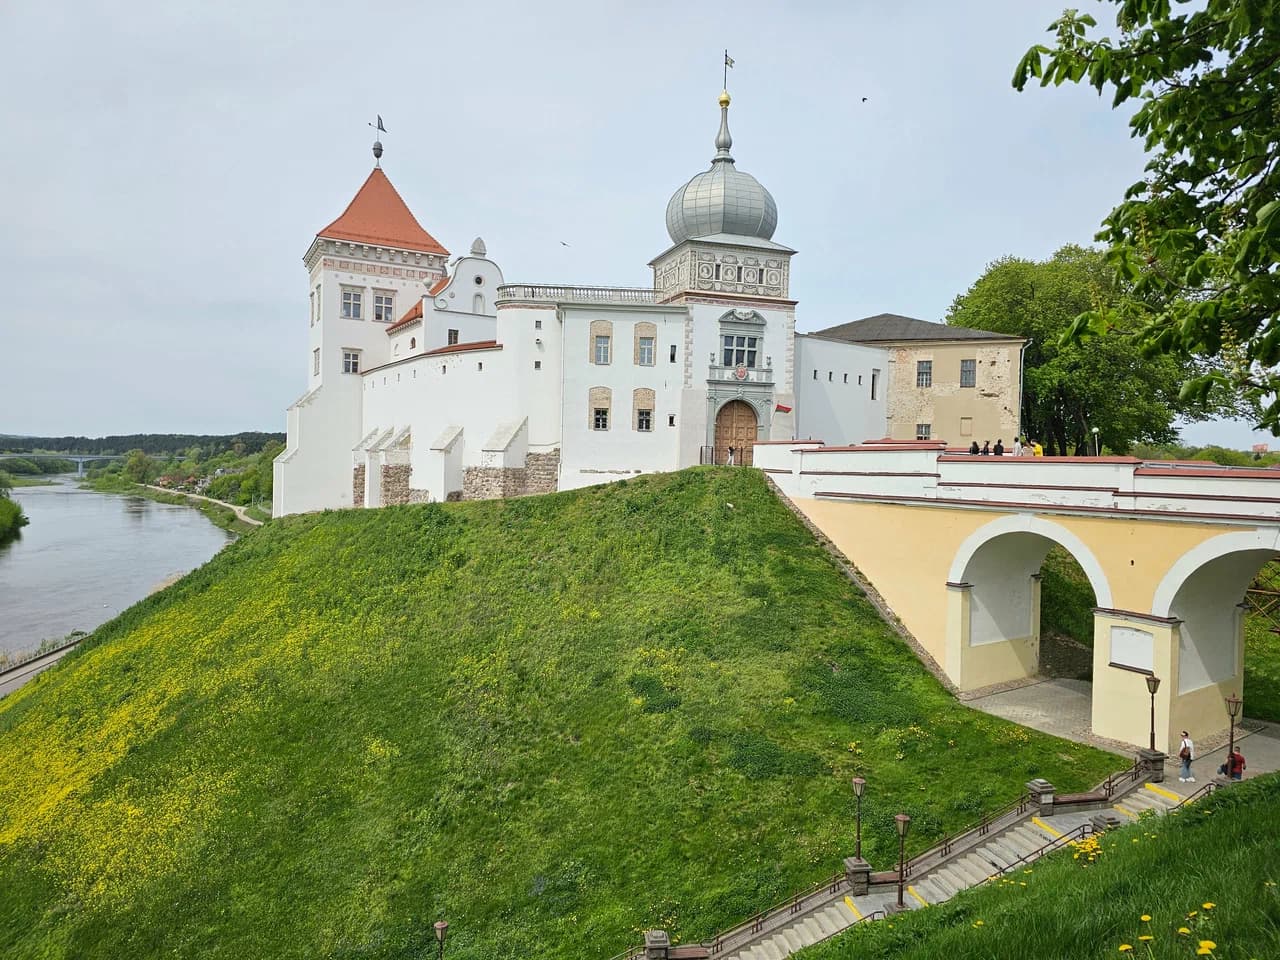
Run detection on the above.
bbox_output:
[718,89,731,108]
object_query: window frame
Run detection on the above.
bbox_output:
[915,423,931,440]
[372,290,396,323]
[342,349,361,374]
[916,360,933,389]
[636,408,653,432]
[637,336,656,366]
[960,358,977,388]
[594,335,611,365]
[341,286,363,320]
[312,347,320,376]
[593,407,609,431]
[447,328,460,346]
[721,334,759,368]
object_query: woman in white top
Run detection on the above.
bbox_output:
[1178,731,1195,782]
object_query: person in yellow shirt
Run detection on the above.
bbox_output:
[1032,439,1044,457]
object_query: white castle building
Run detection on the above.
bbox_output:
[273,92,1023,516]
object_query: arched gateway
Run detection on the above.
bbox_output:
[714,400,758,465]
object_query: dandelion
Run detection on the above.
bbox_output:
[974,920,984,926]
[1119,946,1133,953]
[1200,941,1216,950]
[1139,935,1153,942]
[1178,927,1191,935]
[1140,915,1152,922]
[1187,910,1198,918]
[1202,902,1215,910]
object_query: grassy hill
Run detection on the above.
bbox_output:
[800,773,1280,960]
[0,468,1118,959]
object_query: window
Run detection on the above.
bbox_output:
[474,275,484,285]
[960,358,977,388]
[871,369,880,400]
[535,319,542,330]
[593,408,609,430]
[843,373,848,383]
[477,361,484,371]
[828,371,833,382]
[721,334,758,367]
[312,348,320,376]
[589,385,612,430]
[312,285,320,325]
[473,293,485,314]
[447,329,459,345]
[668,414,676,427]
[637,409,653,432]
[669,344,677,363]
[309,291,315,326]
[595,335,611,364]
[638,336,655,366]
[534,360,542,370]
[373,290,395,323]
[410,337,416,349]
[633,388,655,432]
[341,287,363,319]
[342,350,361,374]
[960,417,973,437]
[916,360,932,388]
[813,369,818,380]
[916,423,931,440]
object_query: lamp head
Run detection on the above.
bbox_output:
[894,813,911,838]
[434,920,449,944]
[1145,674,1161,696]
[1226,693,1243,719]
[852,776,866,798]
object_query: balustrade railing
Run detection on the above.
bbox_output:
[707,364,774,385]
[495,283,659,305]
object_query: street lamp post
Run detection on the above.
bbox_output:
[1145,674,1161,752]
[852,777,866,861]
[1226,693,1243,775]
[1091,426,1100,456]
[434,920,449,960]
[894,813,911,909]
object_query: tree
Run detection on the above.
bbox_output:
[1013,1,1280,429]
[121,449,158,484]
[948,245,1226,454]
[0,470,12,497]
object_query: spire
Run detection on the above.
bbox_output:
[713,90,734,163]
[369,114,387,167]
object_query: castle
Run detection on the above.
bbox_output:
[273,91,1024,516]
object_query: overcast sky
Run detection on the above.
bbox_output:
[0,0,1267,448]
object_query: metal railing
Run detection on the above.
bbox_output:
[495,283,659,305]
[1174,781,1221,807]
[907,789,1034,875]
[1102,758,1144,799]
[993,822,1094,876]
[706,871,846,955]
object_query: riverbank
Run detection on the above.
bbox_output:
[81,476,260,536]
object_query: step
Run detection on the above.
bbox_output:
[949,856,989,887]
[937,866,972,895]
[987,838,1024,867]
[827,903,855,930]
[1000,828,1038,856]
[1141,785,1180,809]
[1022,821,1059,843]
[914,877,948,904]
[800,917,826,943]
[974,841,1013,870]
[809,909,837,936]
[781,926,806,952]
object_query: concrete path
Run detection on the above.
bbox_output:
[140,485,263,527]
[0,640,81,698]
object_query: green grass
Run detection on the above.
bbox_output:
[8,476,57,487]
[799,774,1280,960]
[244,503,272,523]
[0,469,1118,959]
[81,475,254,536]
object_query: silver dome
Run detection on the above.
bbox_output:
[665,92,777,244]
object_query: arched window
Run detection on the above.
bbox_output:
[410,337,416,349]
[589,386,612,430]
[473,293,485,314]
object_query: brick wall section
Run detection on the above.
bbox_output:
[352,465,365,507]
[381,464,412,505]
[525,449,560,494]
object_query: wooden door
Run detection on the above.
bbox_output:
[714,400,758,465]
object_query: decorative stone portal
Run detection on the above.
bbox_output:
[714,399,758,466]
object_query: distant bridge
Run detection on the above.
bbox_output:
[758,439,1280,754]
[0,453,126,476]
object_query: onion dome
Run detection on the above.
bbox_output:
[665,90,778,244]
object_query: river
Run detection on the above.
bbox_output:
[0,476,234,657]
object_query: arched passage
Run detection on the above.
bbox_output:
[945,515,1113,692]
[714,400,758,466]
[1148,530,1280,743]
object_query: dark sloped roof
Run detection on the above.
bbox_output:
[814,313,1019,344]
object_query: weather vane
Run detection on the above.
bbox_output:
[723,50,734,90]
[369,115,386,165]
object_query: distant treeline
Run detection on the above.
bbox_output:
[0,433,285,457]
[0,457,77,475]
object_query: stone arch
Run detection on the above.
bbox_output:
[714,399,759,465]
[1151,528,1280,618]
[949,514,1113,609]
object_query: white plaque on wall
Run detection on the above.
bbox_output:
[1110,625,1154,673]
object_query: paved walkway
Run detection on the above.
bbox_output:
[141,485,263,527]
[967,677,1280,783]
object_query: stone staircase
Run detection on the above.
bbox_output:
[712,782,1185,960]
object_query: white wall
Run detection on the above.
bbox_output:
[559,304,687,489]
[794,335,889,444]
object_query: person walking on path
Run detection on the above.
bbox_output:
[1220,748,1246,781]
[994,439,1005,456]
[969,441,980,455]
[980,440,991,455]
[1013,437,1024,456]
[726,446,735,466]
[1178,730,1196,782]
[1032,439,1044,457]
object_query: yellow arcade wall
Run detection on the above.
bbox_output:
[792,496,1255,751]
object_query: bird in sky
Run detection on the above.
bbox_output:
[560,241,570,247]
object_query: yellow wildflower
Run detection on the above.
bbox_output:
[973,920,984,927]
[1202,902,1215,910]
[1200,942,1217,950]
[1140,915,1151,922]
[1139,935,1153,942]
[1119,946,1132,953]
[1178,927,1191,935]
[1197,950,1212,957]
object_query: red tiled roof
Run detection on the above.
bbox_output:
[387,300,424,333]
[428,276,450,295]
[423,340,502,357]
[317,168,449,255]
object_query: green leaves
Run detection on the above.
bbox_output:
[1014,0,1280,433]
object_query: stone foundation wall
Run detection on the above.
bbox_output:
[525,449,560,494]
[352,465,366,507]
[462,467,528,501]
[381,464,412,506]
